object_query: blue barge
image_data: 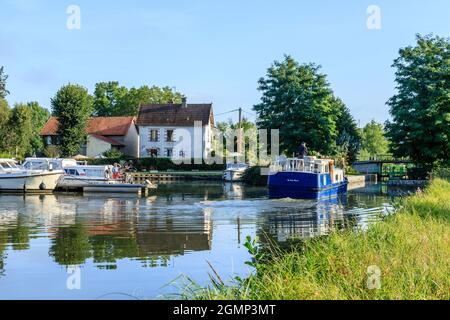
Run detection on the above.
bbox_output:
[268,157,348,199]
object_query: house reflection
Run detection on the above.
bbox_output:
[0,194,213,270]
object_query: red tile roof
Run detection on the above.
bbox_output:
[40,117,135,136]
[136,104,214,126]
[89,134,124,146]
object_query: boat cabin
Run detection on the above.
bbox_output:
[0,159,21,173]
[271,156,344,183]
[63,165,112,179]
[22,158,78,171]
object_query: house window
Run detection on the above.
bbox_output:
[147,148,159,157]
[165,148,173,158]
[166,129,175,142]
[149,129,159,142]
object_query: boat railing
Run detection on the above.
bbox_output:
[270,158,321,173]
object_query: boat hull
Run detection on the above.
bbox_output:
[57,176,110,190]
[223,170,245,182]
[0,172,63,192]
[268,171,348,199]
[83,183,145,194]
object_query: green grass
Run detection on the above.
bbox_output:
[182,178,450,300]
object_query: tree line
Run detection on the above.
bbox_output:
[1,33,448,170]
[0,71,183,158]
[253,34,449,172]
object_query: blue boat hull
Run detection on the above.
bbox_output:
[268,171,348,199]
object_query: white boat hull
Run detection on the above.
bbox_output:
[223,170,245,182]
[57,176,111,189]
[0,172,63,192]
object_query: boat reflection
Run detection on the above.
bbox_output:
[258,192,389,247]
[0,194,213,271]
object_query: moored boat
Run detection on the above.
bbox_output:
[22,158,156,193]
[268,156,348,199]
[223,163,249,182]
[0,159,64,192]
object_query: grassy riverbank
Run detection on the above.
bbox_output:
[185,178,450,300]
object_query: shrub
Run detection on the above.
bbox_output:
[43,145,60,158]
[241,166,269,186]
[103,149,125,159]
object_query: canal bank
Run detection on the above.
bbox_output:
[0,181,402,299]
[184,178,450,300]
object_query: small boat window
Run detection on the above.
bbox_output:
[0,162,9,169]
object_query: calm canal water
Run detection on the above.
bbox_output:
[0,182,409,300]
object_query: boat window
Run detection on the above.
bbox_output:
[0,162,9,169]
[7,161,18,168]
[66,169,78,176]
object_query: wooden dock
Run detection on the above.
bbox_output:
[131,171,223,183]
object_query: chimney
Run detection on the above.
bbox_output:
[181,96,187,108]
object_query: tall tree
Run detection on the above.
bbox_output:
[6,104,33,158]
[334,97,361,163]
[360,120,389,158]
[386,34,450,169]
[0,98,10,155]
[51,84,93,157]
[0,66,9,99]
[26,102,51,155]
[254,55,338,155]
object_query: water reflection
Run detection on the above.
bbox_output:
[0,182,403,298]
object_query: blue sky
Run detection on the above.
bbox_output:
[1,0,449,125]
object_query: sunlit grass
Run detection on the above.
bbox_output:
[183,179,450,300]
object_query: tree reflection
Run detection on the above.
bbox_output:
[49,222,91,266]
[9,215,31,251]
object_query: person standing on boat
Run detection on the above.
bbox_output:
[296,142,308,159]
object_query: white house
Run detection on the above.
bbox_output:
[136,98,214,159]
[41,117,139,158]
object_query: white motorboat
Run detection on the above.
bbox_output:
[0,159,64,192]
[223,163,249,182]
[23,158,155,193]
[58,165,116,190]
[23,158,115,190]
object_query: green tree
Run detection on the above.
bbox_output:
[5,104,33,158]
[215,118,258,162]
[119,85,183,116]
[0,98,10,154]
[254,55,338,156]
[359,120,390,158]
[51,84,93,157]
[92,81,128,116]
[386,34,450,169]
[0,66,9,99]
[334,98,361,163]
[26,102,50,155]
[92,82,183,116]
